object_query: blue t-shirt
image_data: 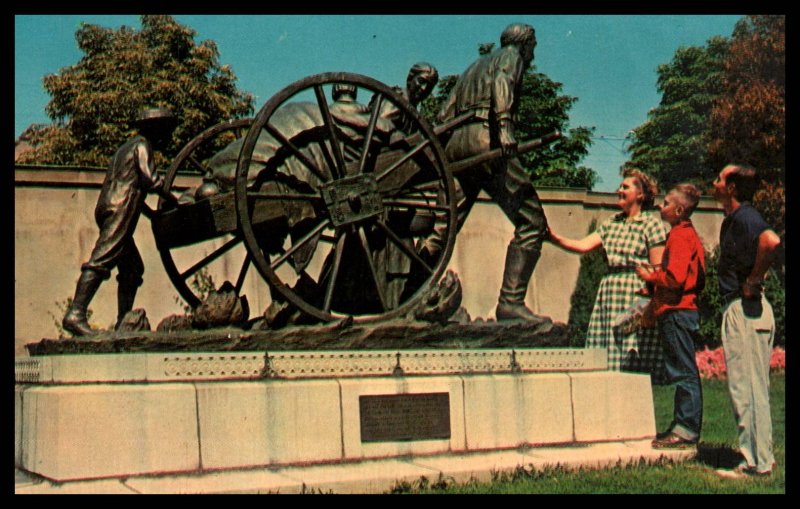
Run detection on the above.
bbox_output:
[718,203,770,296]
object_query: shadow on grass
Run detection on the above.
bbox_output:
[695,442,745,469]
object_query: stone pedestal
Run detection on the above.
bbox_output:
[15,347,658,483]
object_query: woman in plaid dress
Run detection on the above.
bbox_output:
[549,169,668,378]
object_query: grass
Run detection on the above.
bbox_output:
[390,373,785,494]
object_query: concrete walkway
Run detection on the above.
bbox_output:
[15,439,696,494]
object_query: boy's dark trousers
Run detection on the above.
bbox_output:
[658,309,702,440]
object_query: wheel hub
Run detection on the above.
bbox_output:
[321,174,383,227]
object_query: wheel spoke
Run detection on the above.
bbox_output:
[357,93,383,175]
[396,190,441,200]
[314,84,347,179]
[406,183,442,192]
[375,139,431,183]
[264,122,330,184]
[234,254,251,294]
[179,236,242,280]
[248,191,323,202]
[357,225,388,311]
[323,230,348,312]
[383,200,452,213]
[269,219,331,271]
[188,154,209,176]
[376,220,433,274]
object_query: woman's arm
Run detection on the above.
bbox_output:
[547,229,602,254]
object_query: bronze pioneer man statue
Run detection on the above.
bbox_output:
[423,23,551,325]
[62,107,177,336]
[376,62,439,132]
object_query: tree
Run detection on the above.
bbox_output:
[420,43,597,189]
[708,15,785,238]
[18,15,254,168]
[566,219,607,346]
[626,37,729,191]
[627,14,784,237]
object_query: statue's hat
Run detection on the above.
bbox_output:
[134,107,177,128]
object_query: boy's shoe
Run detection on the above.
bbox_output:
[655,429,672,440]
[651,432,697,449]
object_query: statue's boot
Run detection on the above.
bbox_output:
[495,243,552,326]
[115,278,139,330]
[62,269,103,337]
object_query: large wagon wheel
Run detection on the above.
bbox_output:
[235,72,457,323]
[154,118,256,309]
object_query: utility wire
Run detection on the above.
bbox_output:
[590,135,630,155]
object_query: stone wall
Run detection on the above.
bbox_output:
[15,166,724,353]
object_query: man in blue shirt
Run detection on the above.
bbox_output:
[712,163,781,478]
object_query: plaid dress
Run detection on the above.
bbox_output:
[588,210,669,377]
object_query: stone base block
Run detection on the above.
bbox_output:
[18,384,199,481]
[196,379,343,469]
[571,371,656,442]
[16,357,655,482]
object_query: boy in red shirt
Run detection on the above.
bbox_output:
[636,183,706,448]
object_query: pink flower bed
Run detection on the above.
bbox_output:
[695,346,785,380]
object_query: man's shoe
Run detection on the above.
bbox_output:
[714,462,775,480]
[714,466,750,480]
[651,432,697,449]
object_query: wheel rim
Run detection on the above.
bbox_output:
[155,118,255,310]
[235,72,457,323]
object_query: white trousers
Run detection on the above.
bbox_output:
[721,295,775,473]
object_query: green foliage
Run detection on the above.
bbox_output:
[628,15,784,240]
[626,37,729,191]
[697,247,724,349]
[419,43,597,189]
[763,263,785,347]
[174,266,216,314]
[566,219,607,345]
[697,247,785,348]
[18,15,254,168]
[517,71,597,189]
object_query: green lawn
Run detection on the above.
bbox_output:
[391,373,785,494]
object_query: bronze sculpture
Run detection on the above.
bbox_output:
[62,107,177,336]
[422,23,551,325]
[58,28,561,333]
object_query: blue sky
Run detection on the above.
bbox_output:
[14,14,741,191]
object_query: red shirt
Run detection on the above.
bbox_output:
[651,220,706,316]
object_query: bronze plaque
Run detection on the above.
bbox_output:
[359,392,451,442]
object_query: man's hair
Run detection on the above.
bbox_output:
[671,183,701,219]
[332,83,357,102]
[726,163,759,202]
[407,62,439,86]
[500,23,536,48]
[622,167,659,210]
